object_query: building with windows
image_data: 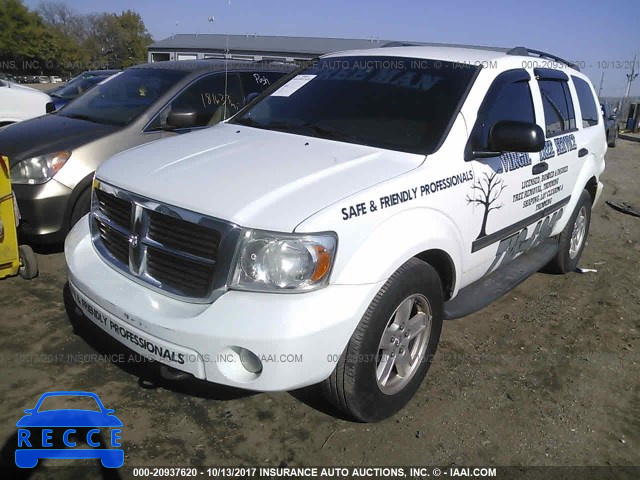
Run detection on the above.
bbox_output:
[146,34,507,63]
[147,34,399,63]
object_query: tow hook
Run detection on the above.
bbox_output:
[159,364,191,381]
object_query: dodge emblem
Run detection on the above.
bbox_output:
[128,234,138,248]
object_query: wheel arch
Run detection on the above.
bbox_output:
[63,173,95,231]
[414,249,456,301]
[585,176,598,205]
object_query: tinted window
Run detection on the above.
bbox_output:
[149,73,243,130]
[239,71,286,97]
[572,76,599,127]
[231,56,478,154]
[539,79,576,136]
[53,76,109,100]
[59,68,187,126]
[474,79,535,149]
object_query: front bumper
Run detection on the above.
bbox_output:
[13,179,72,243]
[65,218,383,391]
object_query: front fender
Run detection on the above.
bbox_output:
[330,208,464,294]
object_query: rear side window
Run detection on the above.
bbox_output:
[538,79,576,136]
[572,76,599,127]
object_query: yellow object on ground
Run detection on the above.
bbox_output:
[0,155,38,279]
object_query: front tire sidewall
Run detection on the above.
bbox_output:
[338,260,443,422]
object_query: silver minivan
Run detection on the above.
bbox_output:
[0,60,294,244]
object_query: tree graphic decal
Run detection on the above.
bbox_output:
[466,172,507,239]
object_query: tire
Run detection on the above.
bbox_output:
[70,188,91,227]
[546,189,592,274]
[18,245,38,279]
[608,128,617,148]
[322,258,444,422]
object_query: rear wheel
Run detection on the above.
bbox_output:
[546,189,591,273]
[322,258,443,422]
[608,127,617,147]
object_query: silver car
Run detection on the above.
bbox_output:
[0,60,294,244]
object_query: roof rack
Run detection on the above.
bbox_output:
[507,46,580,71]
[381,41,421,48]
[253,58,301,65]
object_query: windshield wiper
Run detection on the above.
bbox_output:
[233,117,258,127]
[63,113,95,122]
[300,122,357,142]
[235,118,357,143]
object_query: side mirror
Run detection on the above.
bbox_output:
[608,114,617,121]
[244,92,259,104]
[473,121,545,159]
[164,109,204,130]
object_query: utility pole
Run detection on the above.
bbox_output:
[623,53,638,131]
[598,71,604,98]
[624,53,638,99]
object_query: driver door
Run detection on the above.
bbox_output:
[464,69,547,279]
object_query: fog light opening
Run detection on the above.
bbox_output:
[238,348,263,374]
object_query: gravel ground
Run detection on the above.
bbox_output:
[0,140,638,479]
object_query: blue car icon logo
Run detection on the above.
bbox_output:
[15,391,123,468]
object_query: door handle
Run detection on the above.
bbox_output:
[578,148,588,158]
[532,162,548,175]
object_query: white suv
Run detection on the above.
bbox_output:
[65,45,605,422]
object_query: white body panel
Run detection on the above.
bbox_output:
[65,45,607,390]
[0,82,51,124]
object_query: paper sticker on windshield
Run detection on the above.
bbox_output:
[271,75,316,97]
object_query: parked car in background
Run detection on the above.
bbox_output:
[600,102,618,147]
[48,70,120,97]
[0,73,16,82]
[0,80,54,126]
[49,73,117,110]
[49,76,63,83]
[0,60,294,245]
[37,76,51,84]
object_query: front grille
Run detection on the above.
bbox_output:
[96,218,129,265]
[147,210,220,261]
[146,247,214,298]
[91,183,236,301]
[96,188,131,229]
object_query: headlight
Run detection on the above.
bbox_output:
[230,230,337,292]
[10,151,71,184]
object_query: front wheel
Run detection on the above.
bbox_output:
[322,258,443,422]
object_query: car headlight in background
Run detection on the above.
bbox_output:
[230,230,338,292]
[10,151,71,185]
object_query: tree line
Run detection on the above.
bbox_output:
[0,0,153,75]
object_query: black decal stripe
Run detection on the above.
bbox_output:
[471,196,570,253]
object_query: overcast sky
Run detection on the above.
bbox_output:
[24,0,640,96]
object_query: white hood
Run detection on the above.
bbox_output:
[97,123,425,231]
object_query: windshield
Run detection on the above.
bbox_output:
[59,68,187,126]
[232,56,478,154]
[53,76,110,100]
